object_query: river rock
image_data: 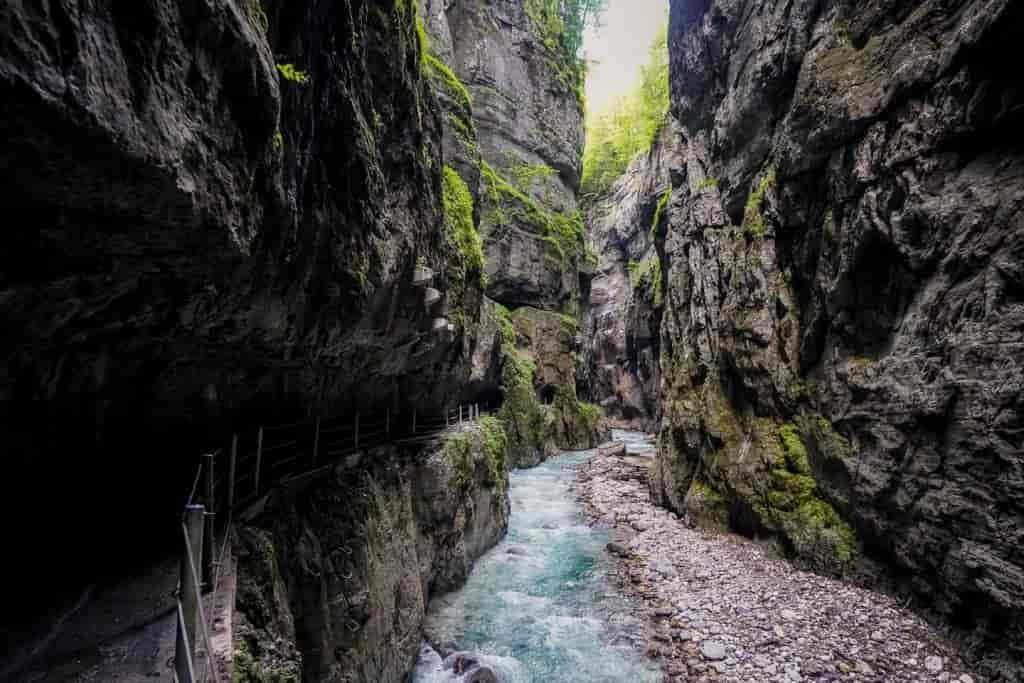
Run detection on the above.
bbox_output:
[701,641,727,661]
[465,666,499,683]
[607,541,631,557]
[599,441,627,457]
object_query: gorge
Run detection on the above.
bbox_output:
[0,0,1021,682]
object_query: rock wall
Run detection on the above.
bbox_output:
[583,124,680,429]
[0,0,492,631]
[423,0,605,462]
[655,0,1024,677]
[233,422,510,683]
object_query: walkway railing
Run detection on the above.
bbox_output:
[170,402,487,682]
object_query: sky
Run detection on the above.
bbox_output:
[583,0,669,116]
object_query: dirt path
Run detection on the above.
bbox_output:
[6,545,234,682]
[576,449,979,683]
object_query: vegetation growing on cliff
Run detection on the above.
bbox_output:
[742,167,777,239]
[442,165,485,284]
[650,186,671,237]
[447,418,509,493]
[525,0,608,99]
[276,63,309,84]
[480,161,586,263]
[754,422,859,569]
[628,257,663,305]
[581,24,669,198]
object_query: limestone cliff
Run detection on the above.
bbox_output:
[233,422,510,683]
[655,0,1024,677]
[583,124,680,429]
[0,0,497,613]
[422,0,606,463]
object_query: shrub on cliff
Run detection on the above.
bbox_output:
[581,24,669,198]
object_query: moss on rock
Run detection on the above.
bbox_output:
[442,165,484,282]
[754,422,860,570]
[233,528,303,683]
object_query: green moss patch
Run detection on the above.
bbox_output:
[443,165,484,282]
[755,422,859,569]
[742,167,776,239]
[650,186,671,237]
[479,161,586,263]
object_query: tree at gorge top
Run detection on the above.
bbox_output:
[527,0,609,95]
[581,24,669,199]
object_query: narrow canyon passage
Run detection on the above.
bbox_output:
[413,433,662,682]
[1,0,1021,679]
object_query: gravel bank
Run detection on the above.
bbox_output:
[576,448,980,683]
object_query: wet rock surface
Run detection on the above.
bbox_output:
[235,422,511,683]
[582,124,680,429]
[657,0,1024,675]
[579,446,979,683]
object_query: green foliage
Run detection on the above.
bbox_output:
[425,52,473,115]
[778,423,811,474]
[627,257,663,305]
[581,24,669,198]
[442,166,485,283]
[272,130,283,153]
[479,161,586,263]
[416,17,429,62]
[650,186,671,237]
[511,162,558,193]
[525,0,607,99]
[755,422,859,568]
[479,416,509,492]
[498,341,547,461]
[696,177,719,191]
[743,167,777,238]
[494,303,517,347]
[276,63,309,84]
[550,386,605,448]
[247,0,269,34]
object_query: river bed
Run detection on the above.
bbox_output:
[412,431,661,682]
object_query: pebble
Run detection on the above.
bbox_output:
[606,541,630,557]
[578,444,977,683]
[701,641,727,661]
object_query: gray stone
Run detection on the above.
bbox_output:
[607,541,632,557]
[701,641,727,661]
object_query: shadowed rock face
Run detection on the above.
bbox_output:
[428,0,586,311]
[0,0,487,619]
[583,124,681,429]
[235,433,510,683]
[423,0,601,464]
[656,0,1024,676]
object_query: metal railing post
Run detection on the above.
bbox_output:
[355,412,360,448]
[202,454,216,590]
[174,602,197,683]
[413,410,417,434]
[176,504,204,678]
